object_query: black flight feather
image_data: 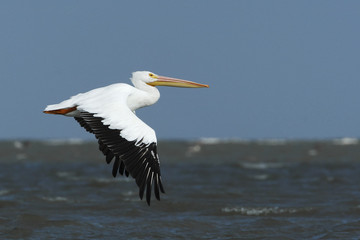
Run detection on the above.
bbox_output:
[74,111,164,205]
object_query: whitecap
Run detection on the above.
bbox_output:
[121,191,135,197]
[308,149,318,156]
[221,206,312,216]
[186,144,202,156]
[198,138,251,144]
[41,196,69,202]
[240,162,285,170]
[93,177,130,183]
[198,138,222,144]
[333,138,359,145]
[45,138,85,146]
[0,189,10,196]
[13,141,24,149]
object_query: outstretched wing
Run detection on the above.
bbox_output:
[75,111,165,205]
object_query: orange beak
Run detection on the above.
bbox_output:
[147,75,209,88]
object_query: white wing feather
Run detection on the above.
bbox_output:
[45,83,157,145]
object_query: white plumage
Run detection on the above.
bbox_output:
[45,83,157,144]
[44,71,208,205]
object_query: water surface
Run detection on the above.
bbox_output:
[1,139,360,239]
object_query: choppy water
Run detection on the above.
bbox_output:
[1,138,360,239]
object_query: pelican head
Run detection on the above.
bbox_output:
[131,71,209,88]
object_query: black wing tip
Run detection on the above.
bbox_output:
[140,173,166,206]
[76,111,165,205]
[106,152,114,164]
[112,157,120,177]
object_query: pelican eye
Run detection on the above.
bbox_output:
[149,73,156,78]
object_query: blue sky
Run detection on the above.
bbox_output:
[1,1,359,140]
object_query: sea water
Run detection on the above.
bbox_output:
[1,139,360,239]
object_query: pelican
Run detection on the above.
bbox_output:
[43,71,209,205]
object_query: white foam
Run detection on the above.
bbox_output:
[198,137,253,144]
[41,196,69,202]
[121,191,135,197]
[308,149,318,156]
[13,141,24,149]
[93,177,130,183]
[240,162,285,170]
[186,144,202,156]
[45,138,85,146]
[198,138,222,144]
[222,206,302,216]
[0,189,10,196]
[333,138,359,145]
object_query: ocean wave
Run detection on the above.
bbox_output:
[0,189,10,196]
[332,138,359,145]
[44,138,86,146]
[250,174,269,180]
[197,138,299,146]
[240,162,287,170]
[56,171,131,183]
[92,177,130,183]
[197,138,250,144]
[221,206,314,216]
[56,171,82,181]
[186,144,202,156]
[256,139,288,146]
[41,196,69,202]
[198,138,222,144]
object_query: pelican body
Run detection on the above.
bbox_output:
[44,71,208,205]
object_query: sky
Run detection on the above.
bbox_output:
[1,0,359,140]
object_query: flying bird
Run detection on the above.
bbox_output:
[43,71,209,205]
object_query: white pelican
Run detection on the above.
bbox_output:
[43,71,209,205]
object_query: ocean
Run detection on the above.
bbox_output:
[1,138,360,239]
